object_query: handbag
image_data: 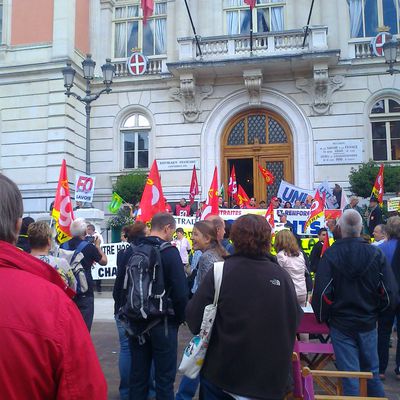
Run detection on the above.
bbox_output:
[178,261,224,379]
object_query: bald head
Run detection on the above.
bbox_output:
[205,214,225,241]
[339,209,362,238]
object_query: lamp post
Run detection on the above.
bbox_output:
[383,36,400,75]
[62,54,115,175]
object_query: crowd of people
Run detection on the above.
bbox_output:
[1,172,400,400]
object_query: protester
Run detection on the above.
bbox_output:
[191,220,227,286]
[205,214,234,255]
[113,221,152,400]
[86,223,104,292]
[16,216,34,253]
[279,213,294,231]
[173,227,191,274]
[326,218,337,238]
[294,200,301,208]
[248,197,257,208]
[372,224,386,246]
[309,228,328,273]
[377,216,400,380]
[367,196,383,235]
[284,201,292,208]
[271,196,280,209]
[344,195,367,232]
[175,198,192,216]
[259,200,266,209]
[28,221,76,291]
[333,184,342,208]
[127,213,188,400]
[186,214,302,399]
[164,198,173,213]
[0,173,107,399]
[312,209,398,396]
[274,229,308,307]
[62,218,107,331]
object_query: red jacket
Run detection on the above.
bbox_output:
[0,241,107,400]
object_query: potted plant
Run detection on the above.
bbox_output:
[107,207,135,243]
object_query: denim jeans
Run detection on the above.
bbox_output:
[199,376,234,400]
[330,326,385,397]
[116,318,132,400]
[73,294,94,331]
[129,321,178,400]
[175,375,199,400]
[378,308,400,374]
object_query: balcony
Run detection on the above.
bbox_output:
[111,56,167,77]
[349,36,400,59]
[177,26,329,62]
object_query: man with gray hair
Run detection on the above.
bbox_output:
[312,209,398,397]
[0,174,107,399]
[62,218,107,331]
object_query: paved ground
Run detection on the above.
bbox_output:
[92,292,399,400]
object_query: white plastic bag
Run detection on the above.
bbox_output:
[178,261,224,379]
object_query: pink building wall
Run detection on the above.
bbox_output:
[11,0,53,45]
[75,0,90,55]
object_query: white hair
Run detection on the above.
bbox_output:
[70,218,88,238]
[338,209,362,238]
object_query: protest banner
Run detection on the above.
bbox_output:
[277,180,314,204]
[92,242,130,280]
[317,181,339,209]
[388,197,400,212]
[75,174,96,203]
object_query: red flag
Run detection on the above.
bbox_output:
[228,165,238,201]
[201,167,219,220]
[141,0,154,24]
[304,191,326,233]
[52,159,74,243]
[321,233,330,257]
[237,185,251,208]
[371,164,384,206]
[258,164,275,186]
[189,165,199,205]
[244,0,256,8]
[265,202,275,230]
[137,160,166,222]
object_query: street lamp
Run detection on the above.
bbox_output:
[383,36,400,75]
[62,54,115,175]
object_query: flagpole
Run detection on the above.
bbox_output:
[183,0,202,58]
[302,0,315,48]
[250,6,253,54]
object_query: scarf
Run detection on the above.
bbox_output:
[0,240,75,299]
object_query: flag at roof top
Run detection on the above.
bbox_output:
[244,0,256,9]
[141,0,154,24]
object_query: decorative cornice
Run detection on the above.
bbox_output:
[296,65,344,115]
[169,74,213,122]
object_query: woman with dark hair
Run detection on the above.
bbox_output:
[192,220,227,286]
[113,221,151,400]
[186,214,302,400]
[274,229,308,307]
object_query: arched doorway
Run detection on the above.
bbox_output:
[221,109,293,204]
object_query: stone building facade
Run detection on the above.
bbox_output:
[0,0,399,215]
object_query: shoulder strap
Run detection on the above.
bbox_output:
[71,241,90,263]
[159,241,173,252]
[213,261,224,306]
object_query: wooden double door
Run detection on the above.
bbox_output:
[221,109,293,204]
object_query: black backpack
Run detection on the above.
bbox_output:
[121,242,173,321]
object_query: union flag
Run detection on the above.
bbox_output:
[304,191,326,233]
[258,164,275,186]
[228,165,238,201]
[52,159,74,244]
[136,160,166,222]
[189,165,199,205]
[201,167,219,220]
[371,164,384,206]
[265,202,275,230]
[237,185,251,208]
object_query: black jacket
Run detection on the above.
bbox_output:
[312,237,398,335]
[186,254,302,400]
[368,206,383,235]
[309,241,323,273]
[114,236,188,324]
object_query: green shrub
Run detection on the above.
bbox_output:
[112,172,147,205]
[349,161,400,198]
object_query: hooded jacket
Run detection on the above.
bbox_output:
[0,241,107,400]
[312,237,398,335]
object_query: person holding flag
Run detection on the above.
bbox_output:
[237,185,251,209]
[367,164,384,235]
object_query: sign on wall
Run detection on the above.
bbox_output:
[315,140,363,165]
[127,52,148,75]
[158,159,200,171]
